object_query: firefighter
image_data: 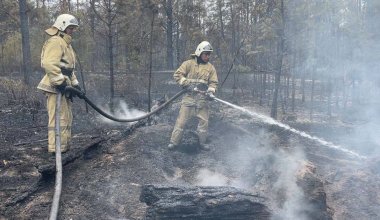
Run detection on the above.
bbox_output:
[38,14,83,153]
[168,41,218,151]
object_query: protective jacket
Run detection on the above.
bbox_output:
[38,31,79,93]
[170,56,218,146]
[39,30,79,153]
[173,56,218,107]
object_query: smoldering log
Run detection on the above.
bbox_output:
[140,184,271,220]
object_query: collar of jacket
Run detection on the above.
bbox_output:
[193,56,208,65]
[58,31,72,45]
[196,56,207,64]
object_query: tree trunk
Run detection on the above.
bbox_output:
[114,24,119,71]
[1,44,4,73]
[108,24,115,110]
[327,76,332,118]
[164,0,173,69]
[309,70,315,121]
[18,0,32,85]
[270,0,285,119]
[291,74,296,113]
[60,0,70,12]
[301,69,306,103]
[89,9,95,72]
[343,76,347,109]
[148,12,155,112]
[291,51,297,113]
[175,1,180,67]
[260,72,266,106]
[229,4,236,53]
[217,0,225,40]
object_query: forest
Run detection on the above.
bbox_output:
[1,0,380,219]
[1,0,379,119]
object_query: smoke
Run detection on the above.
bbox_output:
[271,148,311,220]
[195,0,380,218]
[96,100,146,125]
[194,128,311,219]
[196,169,229,186]
[342,105,380,156]
[295,0,380,158]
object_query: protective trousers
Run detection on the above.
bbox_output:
[46,92,72,152]
[170,104,209,146]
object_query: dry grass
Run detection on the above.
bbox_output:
[0,78,42,108]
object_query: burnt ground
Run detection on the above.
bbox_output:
[1,75,380,219]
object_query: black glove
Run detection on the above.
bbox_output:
[56,81,67,93]
[65,91,74,102]
[196,83,208,92]
[185,84,197,92]
[73,85,82,91]
[205,91,215,100]
[73,85,85,99]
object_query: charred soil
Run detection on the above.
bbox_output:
[1,88,380,219]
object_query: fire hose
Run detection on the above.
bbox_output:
[49,85,219,219]
[49,87,191,220]
[65,86,188,122]
[50,84,363,219]
[49,92,63,220]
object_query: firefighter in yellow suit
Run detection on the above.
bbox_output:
[37,14,83,153]
[168,41,218,151]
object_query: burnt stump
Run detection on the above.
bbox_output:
[140,184,271,220]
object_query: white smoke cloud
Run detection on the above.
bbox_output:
[344,106,380,156]
[271,148,311,220]
[194,128,311,220]
[196,169,229,186]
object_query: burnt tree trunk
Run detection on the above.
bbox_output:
[148,10,155,112]
[217,0,225,41]
[164,0,173,69]
[271,0,285,119]
[107,22,115,111]
[18,0,32,85]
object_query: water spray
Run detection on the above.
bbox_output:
[212,97,366,159]
[67,85,365,159]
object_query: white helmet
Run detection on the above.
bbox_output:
[52,14,79,31]
[195,41,213,57]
